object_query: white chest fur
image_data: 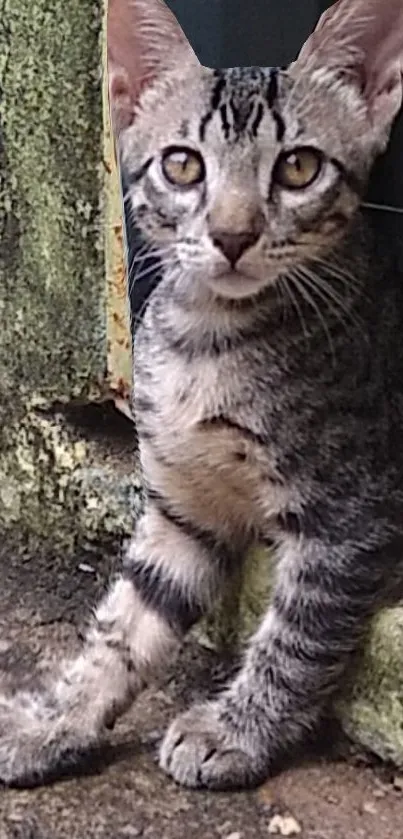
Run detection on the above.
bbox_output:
[135,347,295,541]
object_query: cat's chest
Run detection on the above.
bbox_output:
[135,345,292,535]
[135,348,256,434]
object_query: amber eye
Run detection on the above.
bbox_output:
[161,146,205,188]
[274,147,323,190]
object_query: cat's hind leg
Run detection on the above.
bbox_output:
[0,496,240,787]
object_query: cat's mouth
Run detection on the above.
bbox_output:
[207,266,277,300]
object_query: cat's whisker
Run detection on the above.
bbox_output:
[127,245,169,269]
[123,190,132,206]
[313,254,363,290]
[280,274,311,346]
[303,264,361,321]
[297,266,352,325]
[361,201,403,215]
[309,256,367,311]
[127,247,158,272]
[128,253,174,297]
[131,248,176,274]
[127,245,173,271]
[275,276,290,323]
[297,265,365,341]
[290,268,336,364]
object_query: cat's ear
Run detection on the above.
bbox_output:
[107,0,199,134]
[294,0,403,147]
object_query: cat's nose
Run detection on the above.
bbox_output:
[210,205,265,267]
[212,229,262,267]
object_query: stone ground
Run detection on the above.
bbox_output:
[1,542,402,839]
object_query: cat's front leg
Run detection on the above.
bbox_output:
[0,498,238,787]
[161,532,391,790]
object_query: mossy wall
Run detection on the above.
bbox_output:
[0,0,137,553]
[0,0,106,409]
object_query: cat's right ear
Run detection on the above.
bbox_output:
[107,0,199,135]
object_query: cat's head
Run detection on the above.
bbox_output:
[108,0,403,301]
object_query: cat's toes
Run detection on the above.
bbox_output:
[159,702,265,790]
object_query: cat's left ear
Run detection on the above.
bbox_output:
[107,0,199,135]
[294,0,403,150]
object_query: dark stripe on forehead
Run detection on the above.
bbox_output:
[199,113,211,142]
[272,111,286,142]
[267,68,279,107]
[199,71,227,142]
[127,157,153,185]
[250,102,264,137]
[211,71,227,109]
[266,69,286,143]
[220,103,231,139]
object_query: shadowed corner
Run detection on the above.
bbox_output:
[363,110,403,275]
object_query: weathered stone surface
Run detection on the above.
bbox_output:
[0,0,136,554]
[0,403,141,555]
[0,0,106,408]
[339,608,403,767]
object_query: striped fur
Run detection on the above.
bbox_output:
[1,0,403,791]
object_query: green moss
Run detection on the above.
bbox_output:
[0,0,105,423]
[339,608,403,766]
[203,545,273,648]
[0,1,122,551]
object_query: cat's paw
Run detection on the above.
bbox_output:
[0,688,95,787]
[0,696,42,786]
[159,701,266,790]
[0,689,59,786]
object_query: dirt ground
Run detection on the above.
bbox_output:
[0,541,402,839]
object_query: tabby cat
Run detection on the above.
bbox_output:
[1,0,403,791]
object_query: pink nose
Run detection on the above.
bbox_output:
[211,230,262,266]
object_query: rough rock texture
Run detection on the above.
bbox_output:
[0,0,105,405]
[0,0,137,554]
[339,609,403,768]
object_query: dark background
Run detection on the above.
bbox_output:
[121,0,403,332]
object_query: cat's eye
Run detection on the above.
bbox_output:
[273,147,323,190]
[161,146,205,188]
